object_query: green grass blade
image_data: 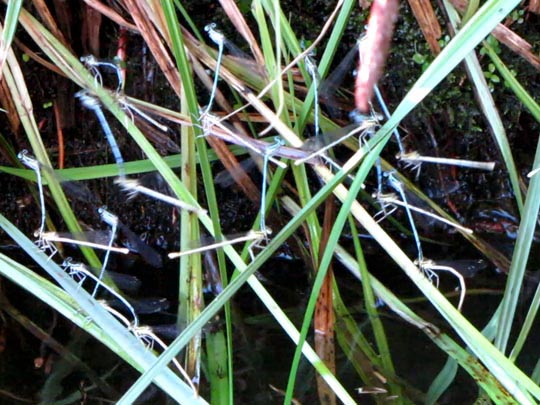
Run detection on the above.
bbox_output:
[0,0,22,72]
[0,212,202,402]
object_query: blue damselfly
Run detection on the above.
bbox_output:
[76,90,126,178]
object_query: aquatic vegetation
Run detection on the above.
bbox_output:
[1,0,539,403]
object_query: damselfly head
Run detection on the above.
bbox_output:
[349,109,383,124]
[98,206,119,227]
[204,23,216,33]
[80,55,97,64]
[76,90,100,109]
[62,257,74,268]
[18,150,39,169]
[205,22,225,45]
[17,149,29,160]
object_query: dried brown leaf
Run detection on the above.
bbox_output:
[530,0,540,14]
[218,0,265,66]
[34,0,70,48]
[314,198,337,405]
[492,24,540,69]
[83,0,138,32]
[122,0,182,95]
[448,0,540,69]
[81,5,102,59]
[0,78,21,136]
[407,0,442,55]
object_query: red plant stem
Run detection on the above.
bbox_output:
[53,102,65,169]
[116,26,129,89]
[355,0,399,113]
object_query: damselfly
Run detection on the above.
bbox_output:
[76,90,126,178]
[20,149,163,268]
[373,193,473,235]
[93,207,120,295]
[131,324,198,394]
[17,151,114,260]
[202,23,226,115]
[98,300,196,394]
[17,150,46,241]
[43,225,161,268]
[304,51,321,137]
[202,23,256,116]
[115,177,207,215]
[397,151,496,178]
[259,138,285,233]
[62,257,138,326]
[81,55,123,93]
[168,229,270,260]
[382,171,424,263]
[41,231,130,254]
[416,259,466,311]
[294,112,380,166]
